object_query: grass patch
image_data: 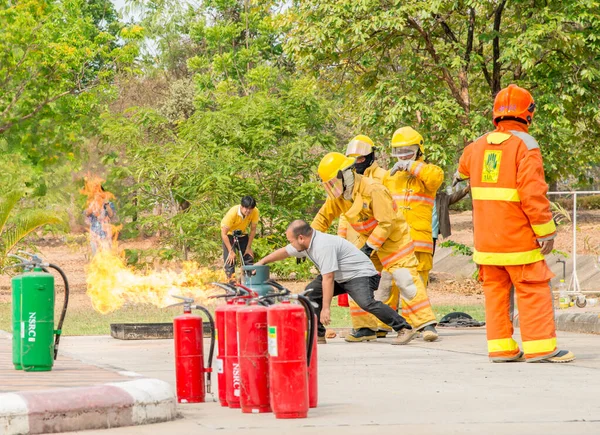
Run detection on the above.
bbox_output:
[330,304,485,327]
[0,301,183,336]
[0,302,486,336]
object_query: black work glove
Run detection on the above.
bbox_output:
[360,243,374,258]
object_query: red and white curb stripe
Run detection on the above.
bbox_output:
[0,379,177,435]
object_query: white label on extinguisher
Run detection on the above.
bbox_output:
[216,358,224,374]
[233,362,241,397]
[268,326,278,357]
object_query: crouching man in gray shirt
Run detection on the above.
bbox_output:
[255,220,414,344]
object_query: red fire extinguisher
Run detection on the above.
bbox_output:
[172,295,215,404]
[224,298,247,409]
[267,294,315,419]
[237,302,271,414]
[210,281,259,408]
[214,300,232,407]
[337,293,349,307]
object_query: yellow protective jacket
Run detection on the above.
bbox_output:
[313,174,409,254]
[337,162,387,245]
[383,160,444,253]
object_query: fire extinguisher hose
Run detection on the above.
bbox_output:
[48,263,69,361]
[193,305,216,394]
[296,295,316,368]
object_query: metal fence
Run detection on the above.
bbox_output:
[547,190,600,295]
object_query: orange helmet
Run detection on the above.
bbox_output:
[492,84,536,126]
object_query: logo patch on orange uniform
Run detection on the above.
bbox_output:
[482,150,502,183]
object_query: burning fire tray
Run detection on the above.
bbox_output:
[110,322,212,340]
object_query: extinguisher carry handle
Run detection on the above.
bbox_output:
[210,282,252,298]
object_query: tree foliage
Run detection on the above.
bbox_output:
[102,0,338,269]
[285,0,600,182]
[0,0,140,227]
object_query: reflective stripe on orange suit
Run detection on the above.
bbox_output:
[313,173,435,329]
[458,120,558,360]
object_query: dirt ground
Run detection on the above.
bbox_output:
[447,209,600,257]
[2,208,597,308]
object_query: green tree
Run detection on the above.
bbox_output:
[102,0,338,269]
[0,190,64,267]
[285,0,600,182]
[0,0,140,163]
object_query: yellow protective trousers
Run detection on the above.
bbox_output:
[349,241,435,331]
[415,251,433,286]
[346,230,436,331]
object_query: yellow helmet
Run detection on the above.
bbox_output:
[391,127,424,158]
[345,135,374,157]
[318,152,356,182]
[318,152,355,199]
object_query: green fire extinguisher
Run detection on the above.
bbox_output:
[10,252,69,372]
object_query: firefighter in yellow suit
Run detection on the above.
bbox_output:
[337,135,401,342]
[383,127,444,341]
[313,151,433,345]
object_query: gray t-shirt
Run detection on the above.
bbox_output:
[285,230,377,283]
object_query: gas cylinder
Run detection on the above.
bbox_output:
[19,268,55,372]
[174,302,206,403]
[237,302,271,414]
[241,265,272,296]
[214,301,232,407]
[224,299,247,408]
[308,313,318,408]
[268,300,309,419]
[337,293,349,307]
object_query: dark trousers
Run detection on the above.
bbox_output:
[305,274,411,337]
[222,234,254,278]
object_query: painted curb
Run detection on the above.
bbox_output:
[554,312,600,335]
[0,379,177,435]
[512,312,600,335]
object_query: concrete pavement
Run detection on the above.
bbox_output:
[0,332,177,435]
[53,328,600,435]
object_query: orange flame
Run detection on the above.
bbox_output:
[83,175,226,314]
[81,175,120,253]
[86,251,226,314]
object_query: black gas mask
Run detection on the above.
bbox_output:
[354,151,376,175]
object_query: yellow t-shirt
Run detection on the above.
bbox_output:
[221,205,259,235]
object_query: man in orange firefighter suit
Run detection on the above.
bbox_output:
[456,84,574,363]
[339,135,434,342]
[383,126,444,341]
[313,151,430,345]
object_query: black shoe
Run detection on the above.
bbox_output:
[422,325,439,342]
[345,328,377,342]
[376,330,390,338]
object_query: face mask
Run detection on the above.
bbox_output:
[342,169,355,200]
[354,152,375,175]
